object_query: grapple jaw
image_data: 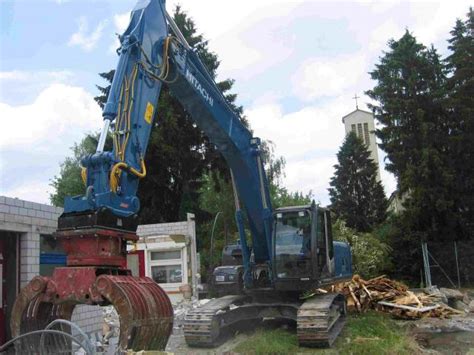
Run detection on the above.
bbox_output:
[11,227,174,352]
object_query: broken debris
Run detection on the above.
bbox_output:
[308,275,468,319]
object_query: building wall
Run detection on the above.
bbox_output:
[342,109,381,180]
[0,196,102,338]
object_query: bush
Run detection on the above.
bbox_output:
[333,220,393,278]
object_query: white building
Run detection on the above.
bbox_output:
[342,108,381,180]
[131,213,200,304]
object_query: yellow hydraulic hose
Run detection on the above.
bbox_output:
[81,167,87,186]
[109,159,147,193]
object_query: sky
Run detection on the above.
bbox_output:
[0,0,471,206]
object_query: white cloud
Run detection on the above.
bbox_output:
[368,20,403,52]
[68,16,107,52]
[245,96,396,205]
[109,12,130,53]
[114,12,130,34]
[292,54,367,101]
[0,84,100,149]
[410,1,470,48]
[0,84,102,204]
[0,70,73,82]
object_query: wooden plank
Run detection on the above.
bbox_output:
[378,301,440,312]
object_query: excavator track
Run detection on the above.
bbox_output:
[184,295,246,347]
[297,293,346,347]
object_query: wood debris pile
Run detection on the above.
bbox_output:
[311,275,464,319]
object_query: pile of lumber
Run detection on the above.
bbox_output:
[309,275,463,319]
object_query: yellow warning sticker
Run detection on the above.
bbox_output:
[144,102,154,124]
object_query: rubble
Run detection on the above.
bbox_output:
[173,298,211,328]
[440,287,464,301]
[308,275,468,320]
[102,306,120,345]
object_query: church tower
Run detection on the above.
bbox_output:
[342,97,381,180]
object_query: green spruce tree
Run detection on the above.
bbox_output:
[445,8,474,238]
[328,132,387,232]
[366,30,455,242]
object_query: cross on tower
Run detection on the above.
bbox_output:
[352,94,360,109]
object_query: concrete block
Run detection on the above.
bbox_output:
[47,219,58,228]
[9,206,19,215]
[5,197,16,206]
[38,218,48,227]
[31,217,41,225]
[0,212,4,222]
[21,216,32,224]
[32,202,42,210]
[24,240,36,248]
[13,199,24,207]
[44,212,53,220]
[11,214,22,223]
[35,210,45,218]
[0,196,5,204]
[0,204,8,213]
[27,209,36,217]
[40,204,49,212]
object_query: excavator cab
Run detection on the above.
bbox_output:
[272,203,336,292]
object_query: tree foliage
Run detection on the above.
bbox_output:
[50,135,112,206]
[328,132,387,232]
[364,10,473,283]
[444,8,474,238]
[366,29,466,242]
[333,219,393,279]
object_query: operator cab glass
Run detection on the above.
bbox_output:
[274,209,312,278]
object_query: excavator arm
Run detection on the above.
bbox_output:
[65,0,274,285]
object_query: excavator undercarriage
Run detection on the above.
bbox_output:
[184,292,346,348]
[11,219,174,352]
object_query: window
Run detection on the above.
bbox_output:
[364,123,370,145]
[149,249,183,285]
[150,250,180,260]
[351,124,356,133]
[40,234,66,276]
[357,123,363,139]
[151,265,182,283]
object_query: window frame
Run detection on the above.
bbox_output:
[148,247,186,288]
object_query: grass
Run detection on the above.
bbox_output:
[233,311,420,355]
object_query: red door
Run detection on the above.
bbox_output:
[0,239,6,345]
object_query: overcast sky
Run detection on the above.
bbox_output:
[0,0,470,206]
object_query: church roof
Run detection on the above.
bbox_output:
[342,108,373,123]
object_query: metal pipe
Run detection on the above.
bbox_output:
[96,119,111,153]
[210,211,223,268]
[454,241,461,288]
[230,169,240,210]
[256,156,268,209]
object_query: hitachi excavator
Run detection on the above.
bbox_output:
[11,0,352,351]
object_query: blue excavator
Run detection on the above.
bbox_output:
[11,0,352,351]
